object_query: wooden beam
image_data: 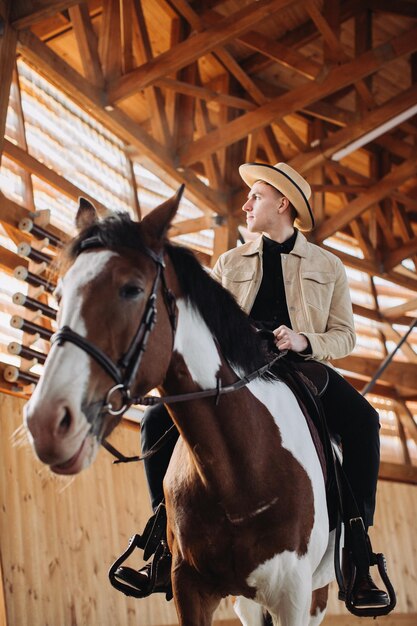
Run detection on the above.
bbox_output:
[131,0,171,147]
[195,99,222,189]
[343,374,399,401]
[314,153,417,243]
[202,7,321,79]
[16,29,227,215]
[178,25,417,166]
[396,399,417,448]
[352,304,382,324]
[0,2,17,164]
[156,77,256,111]
[98,0,121,81]
[11,0,81,29]
[321,245,381,275]
[68,3,104,88]
[120,0,134,73]
[379,462,417,485]
[332,354,417,389]
[108,0,301,102]
[307,0,374,109]
[383,237,417,272]
[169,215,213,237]
[354,5,373,115]
[327,245,417,292]
[291,82,417,173]
[0,245,28,274]
[382,323,417,364]
[0,191,65,242]
[392,200,417,270]
[126,157,141,220]
[367,0,417,17]
[9,65,36,211]
[3,139,110,215]
[381,298,417,319]
[238,30,320,79]
[211,216,239,266]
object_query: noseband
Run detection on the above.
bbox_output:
[51,235,177,417]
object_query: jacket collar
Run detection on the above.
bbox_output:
[241,230,308,258]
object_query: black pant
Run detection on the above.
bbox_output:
[140,367,380,527]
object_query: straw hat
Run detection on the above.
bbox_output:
[239,162,314,232]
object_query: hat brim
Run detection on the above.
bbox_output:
[239,163,314,232]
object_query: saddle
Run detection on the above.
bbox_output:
[271,355,331,484]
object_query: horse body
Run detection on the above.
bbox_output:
[162,297,332,625]
[24,192,334,626]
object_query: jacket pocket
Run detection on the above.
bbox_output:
[222,269,254,284]
[302,271,335,312]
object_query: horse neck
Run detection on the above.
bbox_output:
[161,298,283,518]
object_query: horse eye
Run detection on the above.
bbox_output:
[119,284,143,299]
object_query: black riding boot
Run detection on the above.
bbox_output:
[114,537,173,600]
[339,545,389,607]
[109,503,173,600]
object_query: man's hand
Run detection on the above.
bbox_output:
[273,325,308,353]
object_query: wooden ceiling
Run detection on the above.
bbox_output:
[1,0,417,481]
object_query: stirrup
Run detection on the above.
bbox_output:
[108,503,171,599]
[109,539,173,600]
[340,518,396,617]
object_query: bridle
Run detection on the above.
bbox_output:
[51,234,283,464]
[51,235,177,419]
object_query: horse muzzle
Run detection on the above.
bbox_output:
[24,398,94,472]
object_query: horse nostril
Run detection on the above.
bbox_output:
[58,408,72,436]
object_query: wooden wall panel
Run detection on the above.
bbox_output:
[0,391,181,626]
[0,391,416,625]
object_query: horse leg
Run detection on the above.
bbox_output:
[171,560,221,626]
[272,563,313,626]
[309,584,329,626]
[233,596,265,626]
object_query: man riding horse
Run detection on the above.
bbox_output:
[115,161,389,609]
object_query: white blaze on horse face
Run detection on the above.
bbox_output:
[28,251,117,417]
[173,298,221,388]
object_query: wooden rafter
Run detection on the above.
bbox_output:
[314,153,417,244]
[16,29,227,215]
[68,3,104,88]
[10,0,81,29]
[178,25,417,166]
[0,1,17,164]
[131,0,171,147]
[108,0,301,102]
[332,354,417,390]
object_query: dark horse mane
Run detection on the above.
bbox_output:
[67,212,269,375]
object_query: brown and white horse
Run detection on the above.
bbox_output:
[24,190,335,626]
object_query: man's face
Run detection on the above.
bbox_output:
[242,181,283,233]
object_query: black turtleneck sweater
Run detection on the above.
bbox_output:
[249,231,297,331]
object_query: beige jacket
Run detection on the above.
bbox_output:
[211,231,356,363]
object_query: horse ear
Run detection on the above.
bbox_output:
[141,185,184,242]
[76,197,98,231]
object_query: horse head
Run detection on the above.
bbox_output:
[24,188,184,474]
